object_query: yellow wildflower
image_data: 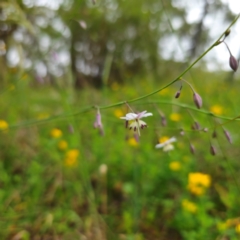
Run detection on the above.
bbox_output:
[170,113,181,122]
[58,140,68,151]
[236,224,240,233]
[114,109,124,118]
[187,172,211,195]
[64,149,79,167]
[50,128,62,138]
[182,199,198,213]
[66,149,79,159]
[169,161,181,171]
[210,105,223,115]
[0,120,9,132]
[127,137,139,147]
[217,222,228,231]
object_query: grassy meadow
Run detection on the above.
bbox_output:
[1,68,240,240]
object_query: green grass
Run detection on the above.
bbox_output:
[1,70,240,240]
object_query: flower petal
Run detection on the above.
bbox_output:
[163,144,174,152]
[141,112,153,118]
[155,137,177,149]
[120,113,138,120]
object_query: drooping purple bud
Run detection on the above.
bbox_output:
[229,55,238,72]
[190,143,195,155]
[68,124,74,134]
[94,109,104,136]
[193,92,202,109]
[175,90,181,99]
[194,121,200,130]
[223,129,232,144]
[212,130,217,138]
[210,145,216,156]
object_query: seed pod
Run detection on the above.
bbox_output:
[223,129,232,144]
[229,55,238,72]
[193,93,202,109]
[210,145,216,156]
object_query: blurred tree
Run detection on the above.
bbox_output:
[0,0,236,88]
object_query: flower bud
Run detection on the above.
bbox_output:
[99,164,108,175]
[161,115,167,127]
[223,129,232,144]
[190,143,195,155]
[229,55,238,72]
[193,93,202,109]
[94,109,104,136]
[212,130,217,138]
[175,90,181,98]
[180,129,185,136]
[225,29,231,37]
[194,121,200,130]
[210,145,216,156]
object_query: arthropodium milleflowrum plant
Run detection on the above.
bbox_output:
[216,29,239,72]
[90,14,240,155]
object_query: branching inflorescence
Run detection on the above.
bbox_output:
[92,14,240,155]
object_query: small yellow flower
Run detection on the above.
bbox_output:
[182,199,198,213]
[210,105,223,115]
[50,128,62,138]
[169,161,181,171]
[217,222,228,231]
[58,140,68,151]
[170,113,181,122]
[128,137,139,147]
[236,223,240,233]
[64,149,80,167]
[187,172,211,195]
[114,109,124,118]
[0,120,8,131]
[65,157,77,166]
[188,172,211,188]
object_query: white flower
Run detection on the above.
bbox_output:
[155,137,177,152]
[120,110,153,136]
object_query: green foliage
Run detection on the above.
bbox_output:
[1,69,240,239]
